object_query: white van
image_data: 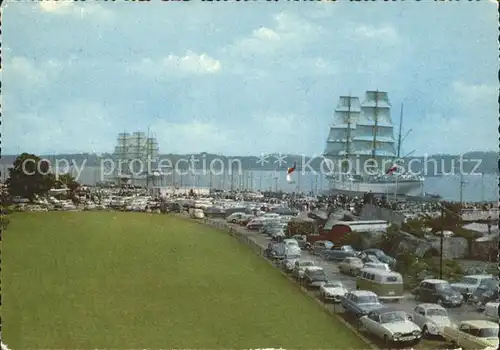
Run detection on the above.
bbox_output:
[356,267,404,301]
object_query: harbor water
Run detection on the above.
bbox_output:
[50,166,498,203]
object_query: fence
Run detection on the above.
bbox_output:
[190,216,378,350]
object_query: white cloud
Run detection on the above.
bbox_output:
[4,56,63,88]
[353,24,400,45]
[130,51,221,79]
[225,12,335,78]
[38,1,114,21]
[452,81,497,106]
[231,12,322,56]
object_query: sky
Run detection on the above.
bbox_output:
[3,0,498,157]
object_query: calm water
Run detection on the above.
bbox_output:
[0,164,495,202]
[56,167,497,202]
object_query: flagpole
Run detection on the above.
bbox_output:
[394,175,399,200]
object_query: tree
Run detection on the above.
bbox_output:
[55,173,80,192]
[6,153,55,200]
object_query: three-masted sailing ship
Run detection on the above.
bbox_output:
[323,90,424,197]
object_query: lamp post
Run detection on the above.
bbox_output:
[439,204,444,280]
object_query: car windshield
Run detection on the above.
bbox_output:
[343,246,354,251]
[368,250,383,257]
[286,241,298,246]
[301,261,314,267]
[324,282,343,288]
[310,270,325,278]
[477,328,498,338]
[458,277,478,285]
[380,312,408,324]
[426,308,447,317]
[480,279,498,289]
[385,276,399,282]
[436,283,453,292]
[358,295,378,303]
[287,255,300,260]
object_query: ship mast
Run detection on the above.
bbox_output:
[371,90,379,159]
[146,126,151,188]
[344,96,352,169]
[396,104,403,158]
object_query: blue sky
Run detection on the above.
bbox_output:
[3,1,498,156]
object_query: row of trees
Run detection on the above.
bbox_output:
[5,153,80,201]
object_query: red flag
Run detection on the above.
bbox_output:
[287,162,296,175]
[386,165,398,175]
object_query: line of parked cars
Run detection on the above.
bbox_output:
[285,259,499,349]
[224,211,500,349]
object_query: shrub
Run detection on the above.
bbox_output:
[0,216,10,230]
[339,232,363,250]
[401,219,427,238]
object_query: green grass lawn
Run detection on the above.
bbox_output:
[3,212,368,349]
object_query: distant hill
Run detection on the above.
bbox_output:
[1,151,498,176]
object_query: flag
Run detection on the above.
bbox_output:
[286,162,296,182]
[386,165,398,175]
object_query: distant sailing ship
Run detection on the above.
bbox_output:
[323,90,424,197]
[113,130,161,186]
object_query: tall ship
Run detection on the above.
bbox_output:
[323,90,424,197]
[113,131,160,185]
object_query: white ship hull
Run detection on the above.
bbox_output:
[328,179,424,197]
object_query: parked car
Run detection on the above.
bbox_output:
[469,278,499,311]
[483,302,499,322]
[246,218,264,230]
[356,268,404,301]
[442,320,499,349]
[411,279,464,308]
[322,245,357,261]
[358,307,422,347]
[309,240,334,255]
[450,274,495,300]
[237,214,254,226]
[280,254,301,272]
[362,249,396,267]
[303,266,327,289]
[411,303,452,338]
[340,290,384,318]
[291,234,307,249]
[339,257,364,276]
[357,253,382,264]
[264,242,285,260]
[260,222,282,235]
[319,280,349,303]
[292,260,315,280]
[283,239,300,250]
[270,230,285,240]
[363,262,391,271]
[226,212,246,223]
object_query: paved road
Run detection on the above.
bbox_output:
[217,219,492,324]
